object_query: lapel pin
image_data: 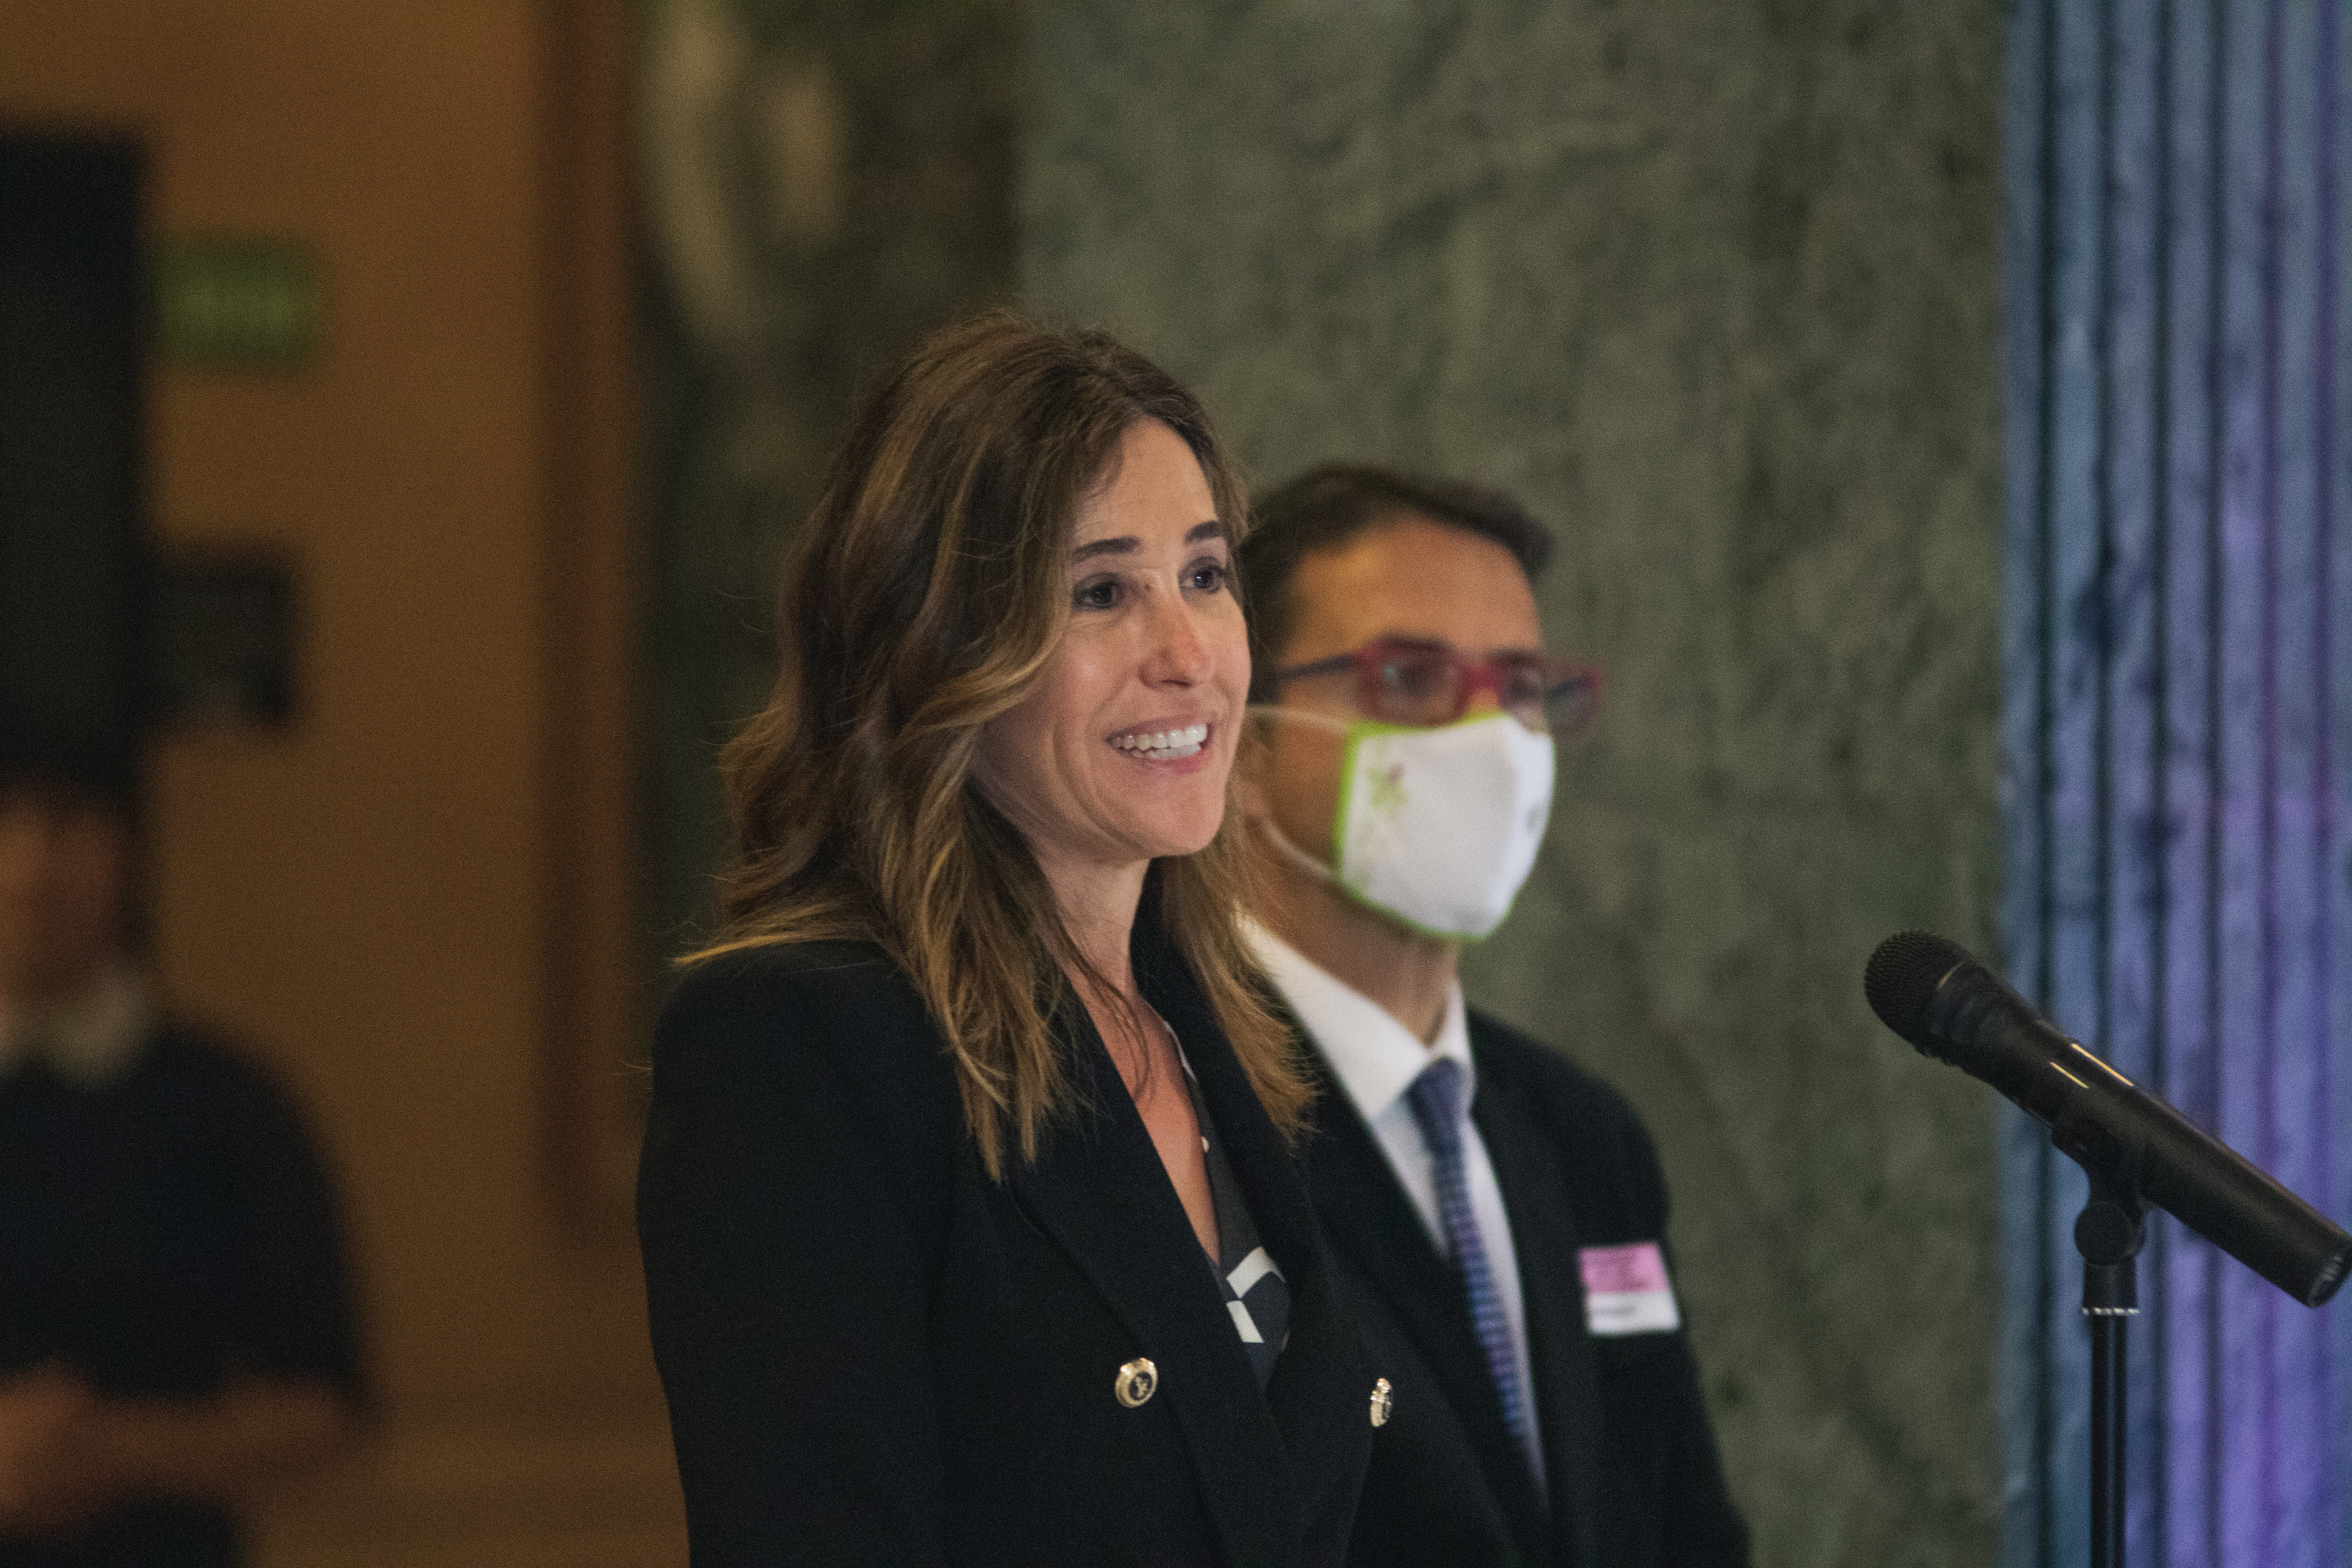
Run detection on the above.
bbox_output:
[1369,1376,1394,1427]
[1115,1357,1159,1408]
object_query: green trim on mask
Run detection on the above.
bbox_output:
[1328,713,1522,944]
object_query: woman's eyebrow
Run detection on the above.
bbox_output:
[1071,520,1224,563]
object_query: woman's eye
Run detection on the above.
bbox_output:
[1185,560,1230,593]
[1073,576,1122,610]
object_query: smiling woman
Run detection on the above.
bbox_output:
[637,312,1380,1566]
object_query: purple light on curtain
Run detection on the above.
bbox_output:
[2000,2,2350,1565]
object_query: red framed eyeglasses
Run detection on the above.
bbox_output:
[1275,636,1602,733]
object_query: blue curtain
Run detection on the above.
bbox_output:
[2002,2,2352,1564]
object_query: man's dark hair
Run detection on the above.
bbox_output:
[0,711,137,811]
[1238,463,1555,702]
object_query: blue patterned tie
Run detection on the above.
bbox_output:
[1405,1057,1538,1477]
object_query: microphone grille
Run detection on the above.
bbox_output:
[1865,930,1976,1043]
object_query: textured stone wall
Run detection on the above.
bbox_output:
[638,0,1020,951]
[1024,5,2005,1563]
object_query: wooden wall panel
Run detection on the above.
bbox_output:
[0,3,678,1559]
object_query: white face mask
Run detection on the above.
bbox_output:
[1253,707,1554,940]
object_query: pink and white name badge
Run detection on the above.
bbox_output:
[1578,1241,1681,1336]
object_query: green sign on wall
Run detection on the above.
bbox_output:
[154,237,323,371]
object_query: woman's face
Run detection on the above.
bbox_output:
[975,419,1250,886]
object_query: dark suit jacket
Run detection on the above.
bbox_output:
[0,1024,365,1568]
[637,922,1377,1567]
[1297,1007,1748,1568]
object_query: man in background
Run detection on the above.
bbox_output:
[1239,467,1748,1568]
[0,721,365,1567]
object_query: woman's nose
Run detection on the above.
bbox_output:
[1145,595,1214,684]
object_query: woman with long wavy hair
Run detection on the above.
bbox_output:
[637,312,1381,1566]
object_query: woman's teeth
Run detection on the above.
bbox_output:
[1113,723,1209,760]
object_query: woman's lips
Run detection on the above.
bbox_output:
[1109,721,1211,761]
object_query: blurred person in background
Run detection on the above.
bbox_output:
[0,720,365,1568]
[1237,467,1749,1568]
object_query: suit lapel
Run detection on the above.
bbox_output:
[1470,1031,1605,1568]
[1007,982,1304,1568]
[1293,1044,1553,1554]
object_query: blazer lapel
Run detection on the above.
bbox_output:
[1294,1048,1553,1553]
[1137,942,1374,1552]
[1470,1044,1605,1568]
[1006,994,1305,1568]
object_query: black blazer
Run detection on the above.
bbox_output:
[637,923,1378,1567]
[1297,1007,1748,1568]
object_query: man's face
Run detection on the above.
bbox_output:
[0,785,127,1005]
[1248,513,1546,868]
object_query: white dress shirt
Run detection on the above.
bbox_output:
[1249,924,1545,1489]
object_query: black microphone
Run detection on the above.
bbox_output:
[1865,930,2352,1307]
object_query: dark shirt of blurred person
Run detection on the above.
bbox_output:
[0,721,365,1568]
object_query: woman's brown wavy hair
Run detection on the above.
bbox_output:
[690,311,1310,1179]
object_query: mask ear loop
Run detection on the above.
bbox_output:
[1244,704,1349,887]
[1257,811,1338,884]
[1245,702,1347,735]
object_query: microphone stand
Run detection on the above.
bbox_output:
[2074,1169,2146,1568]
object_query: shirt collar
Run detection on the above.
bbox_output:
[1246,920,1472,1125]
[0,963,152,1087]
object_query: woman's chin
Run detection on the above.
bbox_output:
[1134,809,1227,863]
